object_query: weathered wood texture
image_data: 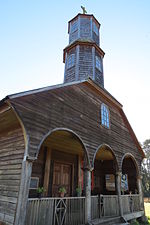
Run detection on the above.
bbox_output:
[0,127,25,225]
[68,14,99,46]
[9,82,143,172]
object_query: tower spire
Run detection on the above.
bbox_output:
[63,13,105,88]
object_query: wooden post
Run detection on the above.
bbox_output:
[43,148,51,196]
[137,175,144,210]
[14,158,33,225]
[84,168,92,224]
[78,155,82,188]
[116,171,123,216]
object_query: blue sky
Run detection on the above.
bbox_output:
[0,0,150,143]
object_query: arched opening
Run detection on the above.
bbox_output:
[121,154,139,194]
[29,128,89,198]
[92,144,118,195]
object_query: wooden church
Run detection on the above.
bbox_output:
[0,11,145,225]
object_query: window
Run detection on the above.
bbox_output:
[101,103,110,128]
[96,56,102,72]
[71,20,78,33]
[67,54,75,69]
[93,22,99,35]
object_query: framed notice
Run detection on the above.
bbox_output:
[105,174,115,191]
[30,177,39,189]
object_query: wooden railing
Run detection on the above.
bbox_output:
[25,194,142,225]
[91,195,119,219]
[121,194,142,215]
[25,197,85,225]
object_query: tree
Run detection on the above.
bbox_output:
[142,139,150,197]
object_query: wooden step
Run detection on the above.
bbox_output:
[91,216,129,225]
[92,216,122,225]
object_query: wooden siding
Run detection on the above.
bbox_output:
[0,127,25,225]
[8,82,143,174]
[79,46,93,80]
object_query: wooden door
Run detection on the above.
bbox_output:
[52,162,72,197]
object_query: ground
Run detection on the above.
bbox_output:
[131,203,150,225]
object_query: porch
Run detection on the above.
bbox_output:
[25,194,144,225]
[26,129,144,224]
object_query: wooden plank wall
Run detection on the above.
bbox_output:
[79,46,93,80]
[9,82,143,172]
[0,127,25,225]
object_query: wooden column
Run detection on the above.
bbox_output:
[84,168,92,224]
[14,158,33,225]
[137,175,144,210]
[78,155,82,188]
[116,171,123,216]
[43,148,51,196]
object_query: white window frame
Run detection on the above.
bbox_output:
[101,103,110,128]
[96,56,102,72]
[67,54,75,69]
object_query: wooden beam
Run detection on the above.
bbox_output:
[43,148,51,196]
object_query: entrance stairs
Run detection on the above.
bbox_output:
[91,216,129,225]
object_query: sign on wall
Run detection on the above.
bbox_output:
[105,174,115,191]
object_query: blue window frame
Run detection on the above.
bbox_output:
[101,103,110,128]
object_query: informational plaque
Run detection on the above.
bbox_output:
[105,174,115,191]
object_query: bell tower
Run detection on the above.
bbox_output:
[63,12,105,88]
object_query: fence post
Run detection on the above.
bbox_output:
[84,168,92,224]
[116,171,123,216]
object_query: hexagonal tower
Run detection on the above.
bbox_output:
[63,13,105,88]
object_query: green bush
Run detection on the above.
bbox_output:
[130,219,140,225]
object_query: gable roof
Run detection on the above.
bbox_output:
[0,78,145,158]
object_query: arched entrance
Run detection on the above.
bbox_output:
[121,154,139,194]
[92,144,119,195]
[29,128,89,198]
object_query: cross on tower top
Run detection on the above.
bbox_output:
[81,6,87,14]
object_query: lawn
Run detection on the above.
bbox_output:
[145,203,150,218]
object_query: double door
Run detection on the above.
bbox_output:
[52,162,72,197]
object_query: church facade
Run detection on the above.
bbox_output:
[0,13,145,225]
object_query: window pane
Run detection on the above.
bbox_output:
[101,104,109,128]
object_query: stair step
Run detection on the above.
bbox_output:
[92,216,122,225]
[116,223,129,225]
